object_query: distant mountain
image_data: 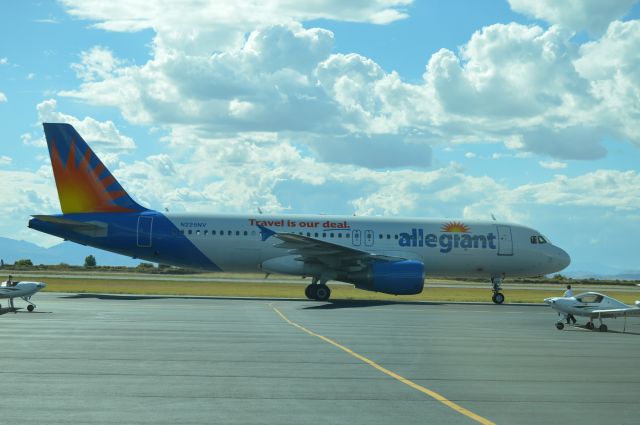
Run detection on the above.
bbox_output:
[0,237,140,267]
[563,269,640,281]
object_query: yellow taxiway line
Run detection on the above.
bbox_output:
[271,304,495,425]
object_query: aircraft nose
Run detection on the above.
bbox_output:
[554,247,571,270]
[551,246,571,271]
[37,282,47,289]
[544,297,555,305]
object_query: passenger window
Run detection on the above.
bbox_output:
[346,233,350,238]
[330,233,334,238]
[394,234,398,239]
[196,230,200,236]
[228,231,232,236]
[244,230,248,236]
[212,230,216,235]
[322,233,326,238]
[379,234,383,239]
[314,233,319,237]
[338,233,342,238]
[387,234,391,239]
[188,230,193,235]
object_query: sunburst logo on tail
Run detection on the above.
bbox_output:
[49,137,136,213]
[441,221,470,233]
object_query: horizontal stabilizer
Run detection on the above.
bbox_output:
[31,215,108,237]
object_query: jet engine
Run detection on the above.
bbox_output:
[341,260,425,295]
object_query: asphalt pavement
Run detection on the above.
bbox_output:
[1,293,639,424]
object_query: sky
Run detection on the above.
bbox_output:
[0,0,639,276]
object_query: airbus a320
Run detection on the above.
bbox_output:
[29,123,571,303]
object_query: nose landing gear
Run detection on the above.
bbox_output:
[491,277,505,304]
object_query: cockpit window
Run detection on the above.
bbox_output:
[530,236,538,244]
[575,294,603,303]
[537,236,547,244]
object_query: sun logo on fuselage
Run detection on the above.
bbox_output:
[441,221,470,233]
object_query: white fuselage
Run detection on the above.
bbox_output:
[545,293,633,317]
[161,213,570,278]
[0,281,46,299]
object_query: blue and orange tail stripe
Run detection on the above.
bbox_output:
[43,123,146,214]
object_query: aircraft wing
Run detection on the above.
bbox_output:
[590,308,640,319]
[259,226,406,269]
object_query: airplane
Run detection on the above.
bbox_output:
[0,279,46,312]
[28,123,571,304]
[544,292,640,332]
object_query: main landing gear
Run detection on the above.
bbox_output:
[22,297,37,312]
[305,277,331,301]
[491,277,505,304]
[555,320,608,332]
[2,298,37,313]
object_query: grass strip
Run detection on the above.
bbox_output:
[30,277,640,304]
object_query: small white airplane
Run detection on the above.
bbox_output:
[544,292,640,332]
[0,279,46,312]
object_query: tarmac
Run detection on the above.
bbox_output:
[1,293,640,425]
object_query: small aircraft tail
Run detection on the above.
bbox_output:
[42,123,146,214]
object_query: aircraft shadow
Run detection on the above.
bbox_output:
[565,324,640,336]
[59,293,313,303]
[303,299,446,310]
[0,308,52,315]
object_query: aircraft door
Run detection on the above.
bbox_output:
[496,225,513,256]
[352,230,361,246]
[137,216,153,247]
[364,229,374,247]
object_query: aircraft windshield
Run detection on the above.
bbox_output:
[530,235,548,244]
[575,294,603,303]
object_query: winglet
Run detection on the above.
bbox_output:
[258,225,276,241]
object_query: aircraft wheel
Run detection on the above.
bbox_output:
[492,293,505,304]
[304,284,316,300]
[314,284,331,301]
[27,305,34,312]
[599,324,608,332]
[586,322,594,330]
[555,322,564,330]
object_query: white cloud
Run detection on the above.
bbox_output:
[59,16,640,166]
[21,133,46,148]
[26,73,35,80]
[508,0,638,34]
[573,20,640,143]
[0,92,6,103]
[0,57,7,65]
[36,99,136,152]
[0,156,12,165]
[71,46,122,82]
[0,169,60,246]
[61,0,411,33]
[539,160,567,169]
[465,152,476,159]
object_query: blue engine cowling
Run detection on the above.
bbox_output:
[343,260,425,295]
